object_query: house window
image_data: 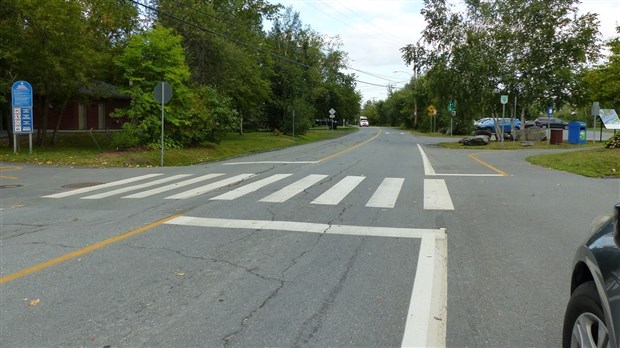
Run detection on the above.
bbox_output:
[98,103,105,129]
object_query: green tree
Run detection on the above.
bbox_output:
[157,0,278,133]
[113,24,200,148]
[401,0,600,135]
[584,27,620,111]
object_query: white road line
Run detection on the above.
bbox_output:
[165,216,447,348]
[211,174,292,200]
[401,231,447,348]
[259,174,328,203]
[165,174,255,199]
[311,176,365,205]
[123,173,225,198]
[81,174,193,199]
[424,179,454,210]
[417,144,436,176]
[43,174,163,198]
[165,216,444,239]
[223,161,319,165]
[366,177,404,208]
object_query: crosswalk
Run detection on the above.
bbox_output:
[43,172,454,210]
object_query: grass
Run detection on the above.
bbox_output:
[438,137,620,178]
[0,127,356,167]
[526,148,620,178]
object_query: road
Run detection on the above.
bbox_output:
[1,127,619,347]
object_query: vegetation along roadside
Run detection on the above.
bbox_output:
[0,128,355,168]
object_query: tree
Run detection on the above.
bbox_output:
[0,0,23,145]
[584,27,620,111]
[113,24,202,148]
[157,0,278,133]
[400,0,600,135]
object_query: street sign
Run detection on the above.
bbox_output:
[447,100,457,112]
[427,104,436,116]
[547,106,553,118]
[500,95,508,104]
[154,81,173,104]
[11,81,33,134]
[591,102,600,116]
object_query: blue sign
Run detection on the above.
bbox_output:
[12,81,33,107]
[547,106,553,118]
[12,81,34,134]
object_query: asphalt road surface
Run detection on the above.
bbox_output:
[1,127,619,347]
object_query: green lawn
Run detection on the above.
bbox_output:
[526,148,620,178]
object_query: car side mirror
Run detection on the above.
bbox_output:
[614,203,620,246]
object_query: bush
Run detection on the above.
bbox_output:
[111,126,143,150]
[605,134,620,149]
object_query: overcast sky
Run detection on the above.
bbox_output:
[267,0,620,104]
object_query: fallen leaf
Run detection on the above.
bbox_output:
[175,272,185,276]
[28,298,40,306]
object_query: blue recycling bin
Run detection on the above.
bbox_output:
[568,121,587,144]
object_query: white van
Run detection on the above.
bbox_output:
[359,116,369,127]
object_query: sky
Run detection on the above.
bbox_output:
[266,0,620,104]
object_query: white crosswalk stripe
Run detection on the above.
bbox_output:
[366,177,404,208]
[82,174,192,199]
[123,173,225,198]
[211,174,292,200]
[42,172,455,210]
[311,176,365,205]
[43,174,163,198]
[165,174,255,200]
[259,174,328,203]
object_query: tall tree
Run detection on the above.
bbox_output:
[401,0,600,134]
[584,27,620,111]
[157,0,278,133]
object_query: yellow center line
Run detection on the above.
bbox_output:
[467,153,509,176]
[320,128,383,162]
[0,214,182,285]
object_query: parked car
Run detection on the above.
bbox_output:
[474,118,521,134]
[534,117,569,129]
[563,203,620,347]
[474,117,492,127]
[359,116,369,127]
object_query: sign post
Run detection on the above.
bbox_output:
[427,105,436,133]
[447,100,457,136]
[546,106,553,145]
[500,95,508,143]
[591,102,600,143]
[329,108,336,130]
[11,81,34,154]
[153,81,173,167]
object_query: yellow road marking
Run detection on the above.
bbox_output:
[0,214,182,285]
[468,153,509,176]
[0,166,22,180]
[320,128,382,162]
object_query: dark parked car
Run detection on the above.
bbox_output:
[534,117,569,129]
[563,203,620,347]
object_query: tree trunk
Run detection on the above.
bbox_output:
[50,97,69,145]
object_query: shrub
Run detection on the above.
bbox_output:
[605,134,620,149]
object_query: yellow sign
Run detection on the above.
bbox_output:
[427,105,436,116]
